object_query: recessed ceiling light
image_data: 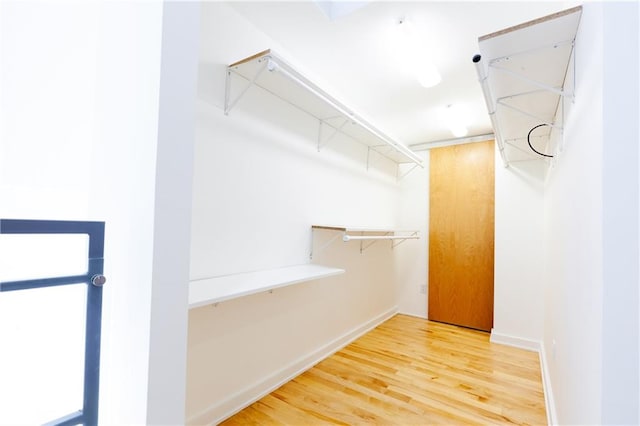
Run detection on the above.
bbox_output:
[442,104,469,137]
[450,125,469,138]
[416,62,441,88]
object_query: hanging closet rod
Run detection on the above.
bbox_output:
[343,234,419,242]
[264,55,423,166]
[473,53,508,168]
[226,49,424,167]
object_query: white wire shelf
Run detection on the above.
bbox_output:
[474,6,582,167]
[189,264,345,308]
[225,49,423,168]
[311,225,420,258]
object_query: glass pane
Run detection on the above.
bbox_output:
[0,284,87,424]
[0,234,89,282]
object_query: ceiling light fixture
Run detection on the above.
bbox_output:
[415,61,441,89]
[441,104,469,138]
[394,17,441,88]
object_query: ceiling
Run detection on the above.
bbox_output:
[227,1,579,148]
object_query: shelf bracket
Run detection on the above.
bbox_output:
[397,163,420,182]
[496,99,562,131]
[368,145,421,180]
[318,117,350,152]
[224,60,270,115]
[312,226,420,257]
[392,231,419,249]
[505,138,553,160]
[358,231,390,254]
[340,232,420,254]
[504,133,549,144]
[310,229,342,260]
[489,39,575,67]
[223,50,424,169]
[475,6,581,168]
[366,146,385,171]
[489,64,572,99]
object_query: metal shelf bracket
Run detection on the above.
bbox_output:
[224,58,270,115]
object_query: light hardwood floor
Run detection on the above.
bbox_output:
[221,314,546,425]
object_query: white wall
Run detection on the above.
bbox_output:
[1,2,199,424]
[543,4,604,423]
[91,3,164,423]
[493,159,546,347]
[396,151,429,318]
[405,137,546,344]
[93,3,200,423]
[187,3,409,423]
[405,138,544,340]
[191,3,640,426]
[0,2,96,219]
[146,3,200,424]
[543,3,639,424]
[600,2,639,423]
[0,4,99,423]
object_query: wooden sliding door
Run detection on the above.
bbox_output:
[428,140,495,331]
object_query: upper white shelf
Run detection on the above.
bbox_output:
[189,264,344,309]
[474,6,582,167]
[225,49,423,168]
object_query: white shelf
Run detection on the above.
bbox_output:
[474,6,582,167]
[188,264,345,308]
[311,225,419,257]
[225,49,423,168]
[312,225,419,236]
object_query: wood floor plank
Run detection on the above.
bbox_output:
[220,315,547,425]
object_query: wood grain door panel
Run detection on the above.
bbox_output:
[428,140,495,331]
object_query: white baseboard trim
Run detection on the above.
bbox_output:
[490,329,540,352]
[539,340,558,425]
[396,311,428,320]
[186,306,398,425]
[490,330,557,425]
